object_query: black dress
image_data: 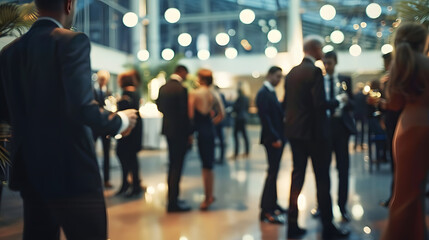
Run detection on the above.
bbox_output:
[116,91,143,192]
[194,110,215,170]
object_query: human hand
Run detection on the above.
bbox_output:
[118,109,138,130]
[272,140,282,148]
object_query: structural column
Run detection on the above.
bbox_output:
[287,0,303,66]
[148,0,160,63]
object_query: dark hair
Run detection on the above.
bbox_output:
[388,23,428,100]
[175,65,188,74]
[35,0,64,11]
[198,69,213,86]
[324,51,337,63]
[118,71,138,89]
[382,52,392,60]
[267,66,282,76]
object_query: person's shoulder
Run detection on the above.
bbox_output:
[52,29,89,46]
[0,35,24,58]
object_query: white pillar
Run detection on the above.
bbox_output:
[148,0,160,63]
[130,0,142,63]
[287,0,304,66]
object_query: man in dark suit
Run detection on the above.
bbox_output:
[256,66,286,224]
[284,37,349,238]
[92,70,114,189]
[323,51,357,222]
[0,1,137,239]
[157,65,192,212]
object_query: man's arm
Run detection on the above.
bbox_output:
[256,91,281,143]
[60,33,134,135]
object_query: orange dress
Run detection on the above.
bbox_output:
[381,77,429,240]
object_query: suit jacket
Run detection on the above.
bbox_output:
[156,79,190,139]
[0,20,122,199]
[333,75,357,134]
[93,85,111,108]
[256,85,284,144]
[283,58,336,141]
[233,94,249,121]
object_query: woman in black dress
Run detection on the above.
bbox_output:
[116,71,143,198]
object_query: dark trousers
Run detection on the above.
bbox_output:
[329,117,351,211]
[117,147,140,189]
[94,135,111,183]
[260,143,284,212]
[288,138,333,227]
[234,119,249,156]
[214,124,225,162]
[167,136,188,205]
[354,116,366,147]
[21,189,106,240]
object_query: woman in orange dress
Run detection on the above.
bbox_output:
[381,23,429,240]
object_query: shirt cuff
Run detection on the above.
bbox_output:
[116,111,130,134]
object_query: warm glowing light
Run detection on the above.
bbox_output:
[265,46,278,58]
[330,30,344,44]
[164,8,181,23]
[137,49,149,61]
[267,29,282,43]
[352,204,365,220]
[179,236,188,240]
[242,235,254,240]
[215,33,230,46]
[381,44,393,54]
[225,47,238,59]
[376,32,383,38]
[178,33,192,47]
[239,9,255,24]
[323,45,334,53]
[122,12,138,27]
[360,22,367,28]
[197,49,210,60]
[161,48,175,61]
[252,71,260,78]
[214,72,233,88]
[147,186,155,194]
[366,3,382,19]
[320,4,336,21]
[363,226,372,234]
[353,24,360,30]
[349,44,362,57]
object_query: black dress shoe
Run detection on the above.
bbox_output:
[125,186,144,198]
[322,224,350,239]
[287,224,307,238]
[115,184,130,196]
[341,211,351,223]
[260,212,285,224]
[167,203,191,213]
[275,205,288,214]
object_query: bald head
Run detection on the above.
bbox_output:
[303,35,324,60]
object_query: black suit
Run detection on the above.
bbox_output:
[93,85,112,184]
[233,94,250,156]
[156,79,190,206]
[256,84,284,212]
[0,20,122,239]
[325,74,356,212]
[284,57,336,228]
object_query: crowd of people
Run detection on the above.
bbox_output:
[0,0,428,239]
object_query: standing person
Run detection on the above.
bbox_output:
[188,69,225,210]
[116,71,143,198]
[157,65,192,212]
[256,66,286,224]
[377,52,401,208]
[380,23,429,240]
[93,70,114,189]
[214,86,227,164]
[0,0,138,238]
[353,83,368,150]
[323,51,357,222]
[283,36,349,238]
[232,88,250,159]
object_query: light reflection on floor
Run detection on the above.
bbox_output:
[1,126,428,240]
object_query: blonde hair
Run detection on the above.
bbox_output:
[197,69,213,86]
[388,23,428,100]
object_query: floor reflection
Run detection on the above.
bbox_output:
[1,126,428,239]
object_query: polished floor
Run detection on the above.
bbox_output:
[0,126,428,240]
